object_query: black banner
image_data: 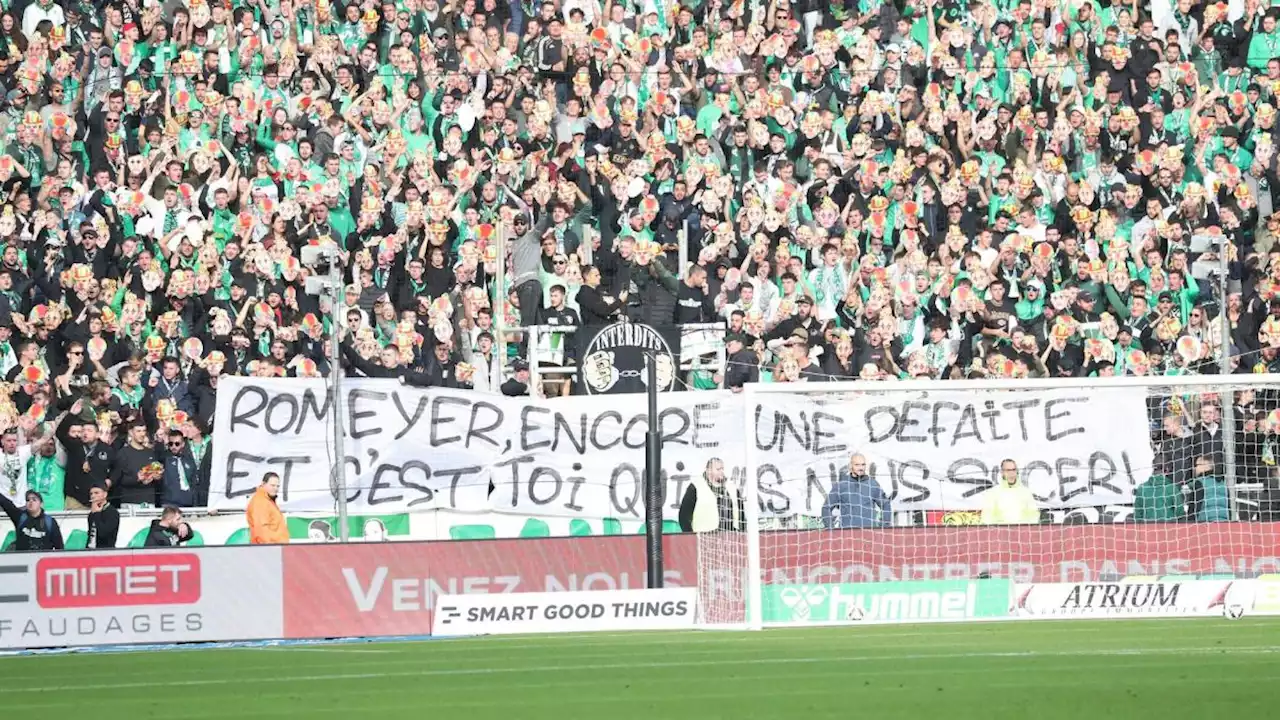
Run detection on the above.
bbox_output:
[573,323,683,395]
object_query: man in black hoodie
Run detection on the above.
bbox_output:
[86,482,119,549]
[673,264,717,324]
[144,506,192,547]
[0,490,62,551]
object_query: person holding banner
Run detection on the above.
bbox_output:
[980,461,1042,526]
[341,339,406,380]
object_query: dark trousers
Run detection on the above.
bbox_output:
[516,278,542,328]
[515,279,542,357]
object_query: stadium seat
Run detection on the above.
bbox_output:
[64,529,88,550]
[449,525,496,540]
[518,519,550,537]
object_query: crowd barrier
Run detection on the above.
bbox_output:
[0,509,670,550]
[4,524,1280,649]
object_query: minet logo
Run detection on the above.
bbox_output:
[35,554,202,609]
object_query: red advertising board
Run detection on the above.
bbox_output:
[281,523,1280,638]
[758,523,1280,585]
[281,535,696,638]
[35,553,202,609]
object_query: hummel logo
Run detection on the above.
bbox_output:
[778,586,829,621]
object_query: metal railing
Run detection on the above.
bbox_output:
[504,322,728,391]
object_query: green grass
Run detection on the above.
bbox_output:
[3,619,1280,718]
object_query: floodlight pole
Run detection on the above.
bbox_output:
[645,353,664,589]
[329,254,350,542]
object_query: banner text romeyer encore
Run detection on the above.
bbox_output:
[209,378,1156,518]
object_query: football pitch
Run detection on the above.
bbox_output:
[2,618,1279,718]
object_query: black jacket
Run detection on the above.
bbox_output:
[724,349,759,389]
[56,414,116,506]
[87,503,120,549]
[341,341,404,379]
[501,378,530,397]
[160,448,204,508]
[110,443,160,506]
[0,494,63,551]
[143,519,185,547]
[678,482,745,532]
[575,284,625,325]
[673,282,717,324]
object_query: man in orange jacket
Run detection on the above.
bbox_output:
[246,473,289,544]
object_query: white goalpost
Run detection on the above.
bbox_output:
[696,374,1280,630]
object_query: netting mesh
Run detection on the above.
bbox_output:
[696,530,748,626]
[697,377,1280,629]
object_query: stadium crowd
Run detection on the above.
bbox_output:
[0,0,1270,537]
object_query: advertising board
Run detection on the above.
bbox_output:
[280,535,694,638]
[432,589,696,637]
[0,547,283,649]
[761,580,1011,624]
[1012,580,1250,619]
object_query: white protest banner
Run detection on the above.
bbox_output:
[211,378,1154,518]
[751,387,1155,515]
[431,589,697,637]
[208,377,740,519]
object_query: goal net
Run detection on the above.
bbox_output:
[697,375,1280,629]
